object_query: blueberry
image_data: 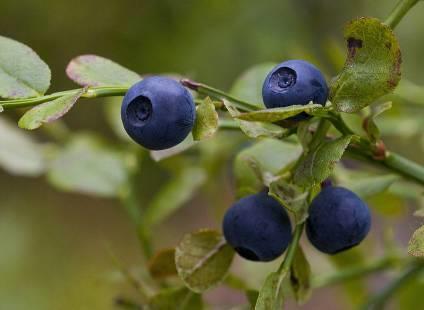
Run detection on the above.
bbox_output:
[223,192,292,262]
[306,186,371,254]
[121,76,196,150]
[262,60,328,120]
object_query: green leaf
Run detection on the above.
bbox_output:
[0,36,51,99]
[66,55,140,87]
[222,99,285,138]
[148,286,203,310]
[0,118,46,176]
[290,246,311,304]
[234,139,302,197]
[255,271,287,310]
[294,135,352,187]
[236,104,327,123]
[18,89,86,130]
[192,97,219,141]
[346,174,399,199]
[148,248,177,279]
[408,225,424,258]
[150,135,197,162]
[363,101,392,142]
[143,167,206,226]
[269,180,309,224]
[47,135,128,197]
[330,17,401,113]
[230,62,276,107]
[175,229,234,293]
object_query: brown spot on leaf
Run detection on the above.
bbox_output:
[347,37,363,59]
[387,49,402,89]
[385,41,392,49]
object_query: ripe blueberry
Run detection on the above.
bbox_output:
[121,76,196,150]
[306,186,371,254]
[223,192,292,262]
[262,60,328,119]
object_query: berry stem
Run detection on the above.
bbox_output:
[309,119,331,150]
[278,222,305,273]
[361,260,424,309]
[181,79,259,112]
[385,0,420,29]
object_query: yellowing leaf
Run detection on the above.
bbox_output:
[192,97,219,141]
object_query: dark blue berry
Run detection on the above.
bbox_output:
[306,186,371,254]
[121,76,196,150]
[223,192,292,262]
[262,60,328,120]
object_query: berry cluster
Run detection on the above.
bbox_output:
[120,60,371,261]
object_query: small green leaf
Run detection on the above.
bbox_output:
[290,246,311,304]
[175,229,234,293]
[0,118,46,176]
[239,121,286,139]
[148,248,177,279]
[234,139,302,197]
[18,89,86,130]
[143,167,206,226]
[363,101,392,142]
[294,135,352,187]
[66,55,140,87]
[222,99,285,138]
[230,62,277,107]
[408,225,424,258]
[255,271,287,310]
[330,17,401,113]
[192,97,219,141]
[269,180,309,224]
[346,174,399,199]
[150,135,197,162]
[47,135,128,197]
[236,104,327,123]
[0,36,51,99]
[148,286,203,310]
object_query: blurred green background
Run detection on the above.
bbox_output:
[0,0,423,309]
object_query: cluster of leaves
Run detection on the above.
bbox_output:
[0,12,423,310]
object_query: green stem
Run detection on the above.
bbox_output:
[384,0,420,29]
[328,112,424,185]
[361,261,424,310]
[312,257,395,288]
[181,79,259,112]
[383,152,424,184]
[0,86,129,109]
[309,119,331,150]
[278,223,304,273]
